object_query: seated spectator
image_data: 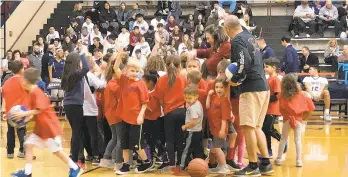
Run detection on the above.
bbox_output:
[144,25,155,49]
[103,34,118,54]
[340,12,348,43]
[280,36,300,74]
[82,16,94,34]
[74,39,88,55]
[166,15,179,34]
[133,14,149,35]
[85,1,106,23]
[48,48,65,99]
[336,0,348,20]
[303,66,331,121]
[234,1,253,20]
[155,23,170,45]
[239,14,257,32]
[256,38,275,60]
[206,11,220,27]
[338,44,348,62]
[65,27,78,43]
[80,26,90,46]
[1,50,11,77]
[92,48,103,65]
[89,25,104,44]
[134,49,147,68]
[194,19,205,38]
[46,27,60,44]
[37,36,47,55]
[128,26,142,54]
[151,36,167,57]
[117,2,130,30]
[166,0,182,22]
[195,13,206,28]
[132,36,151,58]
[178,34,193,55]
[194,2,210,22]
[68,18,82,36]
[324,38,340,65]
[211,1,227,20]
[100,2,119,35]
[151,16,166,31]
[311,0,326,15]
[181,14,195,34]
[219,0,236,13]
[194,37,208,49]
[89,37,104,54]
[128,3,146,31]
[62,36,75,53]
[71,2,85,24]
[53,38,62,50]
[155,0,169,16]
[292,0,316,38]
[300,46,319,72]
[170,25,182,49]
[117,27,130,49]
[318,1,340,37]
[12,50,29,69]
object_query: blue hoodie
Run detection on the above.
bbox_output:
[281,45,300,74]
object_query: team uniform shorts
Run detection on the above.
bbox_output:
[25,133,63,153]
[121,121,146,150]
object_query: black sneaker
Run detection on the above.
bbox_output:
[233,165,261,177]
[208,163,218,169]
[115,163,130,175]
[7,153,14,159]
[259,163,274,175]
[92,158,100,166]
[135,160,154,173]
[157,161,169,170]
[227,159,241,170]
[86,156,93,162]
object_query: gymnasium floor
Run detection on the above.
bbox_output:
[1,116,348,177]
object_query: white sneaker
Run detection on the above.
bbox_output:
[114,163,123,171]
[296,159,303,167]
[295,35,299,38]
[99,159,114,169]
[306,34,310,38]
[209,165,230,174]
[274,158,282,166]
[324,114,332,121]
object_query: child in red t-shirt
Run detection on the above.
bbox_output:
[11,68,82,177]
[113,52,153,175]
[275,74,315,167]
[206,76,232,174]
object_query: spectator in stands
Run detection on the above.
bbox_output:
[234,1,253,19]
[87,1,106,23]
[133,14,149,35]
[155,0,169,16]
[1,50,11,76]
[48,48,65,83]
[166,0,182,22]
[303,66,331,121]
[117,2,130,30]
[311,0,326,15]
[117,27,130,50]
[80,27,90,46]
[89,25,104,44]
[256,38,275,60]
[300,46,319,72]
[129,26,142,54]
[166,15,179,34]
[178,34,193,55]
[336,0,348,20]
[41,45,55,85]
[206,10,220,27]
[151,16,166,31]
[155,23,170,45]
[37,36,47,55]
[46,27,60,44]
[219,0,236,13]
[65,27,78,43]
[103,34,118,54]
[318,1,340,37]
[170,25,182,49]
[338,44,348,62]
[53,38,62,50]
[129,3,146,31]
[89,37,104,54]
[72,2,85,24]
[292,0,316,38]
[134,49,147,68]
[12,50,29,69]
[74,39,88,55]
[212,1,227,20]
[239,14,257,33]
[144,25,156,49]
[194,2,210,22]
[68,18,82,37]
[29,44,43,74]
[100,2,119,35]
[181,14,195,34]
[280,36,300,73]
[324,38,340,64]
[194,37,208,49]
[82,16,94,34]
[132,36,151,58]
[92,48,103,65]
[340,11,348,43]
[62,36,75,53]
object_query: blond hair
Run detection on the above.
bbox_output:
[127,58,141,70]
[328,38,337,47]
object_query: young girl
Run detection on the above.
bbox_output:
[206,76,231,174]
[178,34,193,55]
[275,74,315,167]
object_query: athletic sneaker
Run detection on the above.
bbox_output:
[85,156,93,162]
[69,167,83,177]
[10,170,31,177]
[233,165,261,177]
[209,165,230,174]
[274,158,282,166]
[92,158,100,166]
[157,161,169,170]
[99,159,114,169]
[17,152,25,158]
[259,163,274,175]
[324,114,332,121]
[7,153,14,159]
[114,163,123,171]
[226,159,241,170]
[115,163,130,175]
[296,159,303,167]
[135,160,154,173]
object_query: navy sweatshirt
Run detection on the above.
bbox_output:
[281,45,300,74]
[261,45,275,60]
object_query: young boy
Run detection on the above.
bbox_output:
[303,66,331,121]
[134,49,147,69]
[2,60,28,159]
[113,52,154,174]
[173,84,204,175]
[187,59,207,91]
[11,68,82,177]
[263,57,283,158]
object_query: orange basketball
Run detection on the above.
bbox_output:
[187,158,209,177]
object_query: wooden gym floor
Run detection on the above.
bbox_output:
[1,116,348,177]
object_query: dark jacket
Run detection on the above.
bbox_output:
[281,45,300,74]
[299,53,319,72]
[93,1,106,12]
[260,45,275,60]
[143,30,155,49]
[99,8,118,23]
[71,10,85,18]
[41,51,55,83]
[88,43,104,54]
[340,15,348,32]
[117,9,130,22]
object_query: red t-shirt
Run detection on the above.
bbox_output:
[30,87,63,139]
[267,76,281,116]
[279,91,315,129]
[207,93,231,138]
[103,79,122,125]
[154,74,186,115]
[116,74,149,125]
[2,76,30,116]
[145,91,161,120]
[197,79,207,91]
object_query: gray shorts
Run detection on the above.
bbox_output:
[212,136,225,148]
[228,120,236,133]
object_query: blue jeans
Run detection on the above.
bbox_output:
[219,0,236,13]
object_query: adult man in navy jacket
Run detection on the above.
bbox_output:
[280,36,300,73]
[256,38,275,60]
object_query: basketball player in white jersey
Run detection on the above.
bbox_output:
[303,66,331,121]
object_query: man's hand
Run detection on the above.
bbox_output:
[228,80,240,87]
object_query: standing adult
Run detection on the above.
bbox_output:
[280,36,300,74]
[28,44,43,73]
[256,38,275,60]
[41,45,55,85]
[223,15,273,176]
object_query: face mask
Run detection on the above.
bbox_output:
[138,72,143,79]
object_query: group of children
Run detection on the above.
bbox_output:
[3,48,316,177]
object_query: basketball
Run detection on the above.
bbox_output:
[7,105,28,128]
[225,62,238,80]
[187,158,208,177]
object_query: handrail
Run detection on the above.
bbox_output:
[8,1,45,51]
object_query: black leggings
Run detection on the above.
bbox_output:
[164,108,186,166]
[143,117,166,160]
[262,114,281,153]
[83,116,99,157]
[65,104,84,162]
